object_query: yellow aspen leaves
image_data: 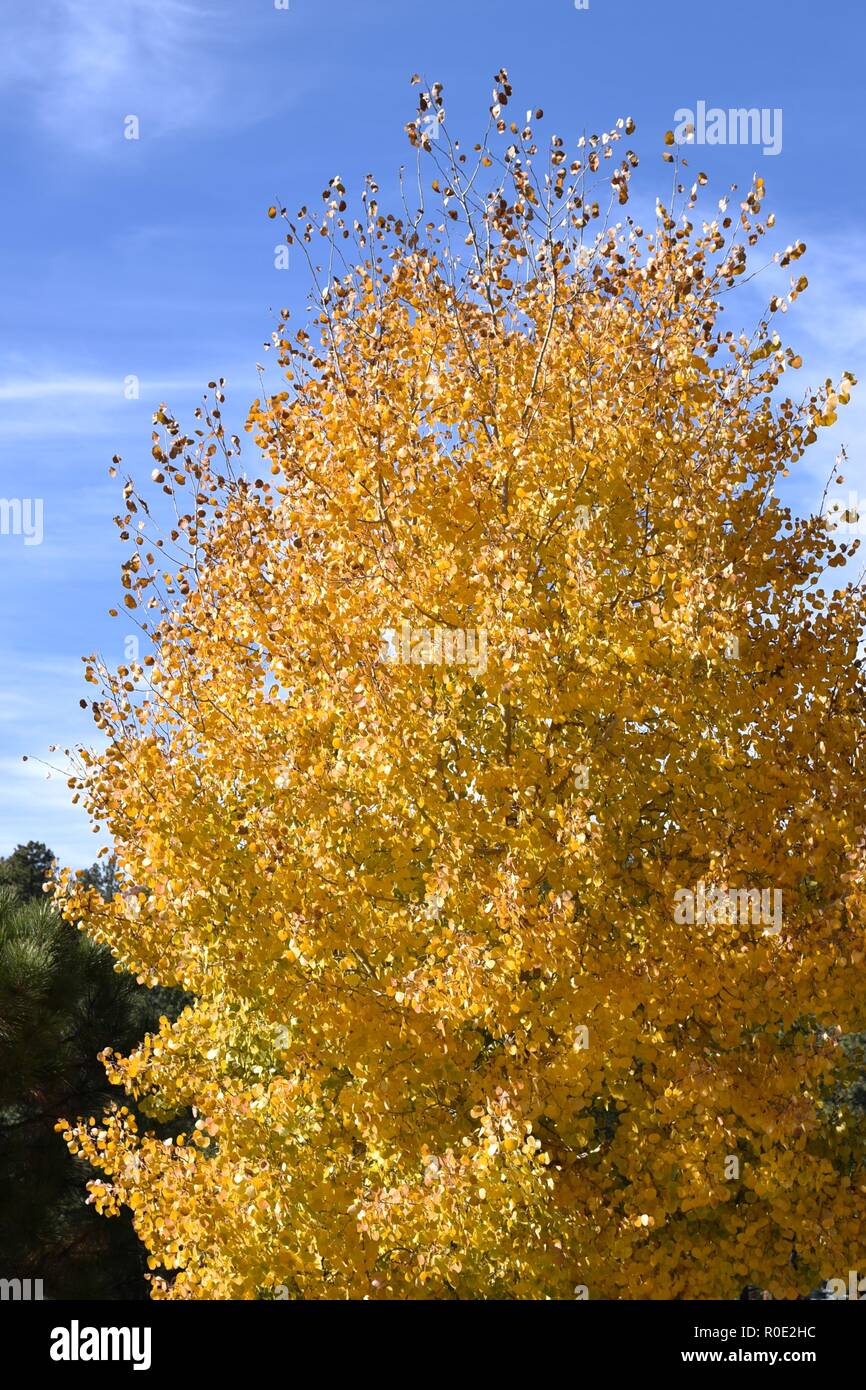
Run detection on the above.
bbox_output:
[54,76,866,1301]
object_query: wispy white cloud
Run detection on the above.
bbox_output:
[0,755,98,868]
[0,653,101,866]
[0,0,225,151]
[770,234,866,504]
[0,375,204,402]
[0,366,252,438]
[785,237,866,361]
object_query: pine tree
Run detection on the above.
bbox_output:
[0,841,54,900]
[0,878,178,1297]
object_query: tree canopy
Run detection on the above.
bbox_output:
[56,76,866,1299]
[0,841,55,901]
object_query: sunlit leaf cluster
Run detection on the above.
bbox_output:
[56,74,866,1299]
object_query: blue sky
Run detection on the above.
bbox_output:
[1,0,864,865]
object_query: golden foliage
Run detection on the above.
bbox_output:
[56,75,866,1299]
